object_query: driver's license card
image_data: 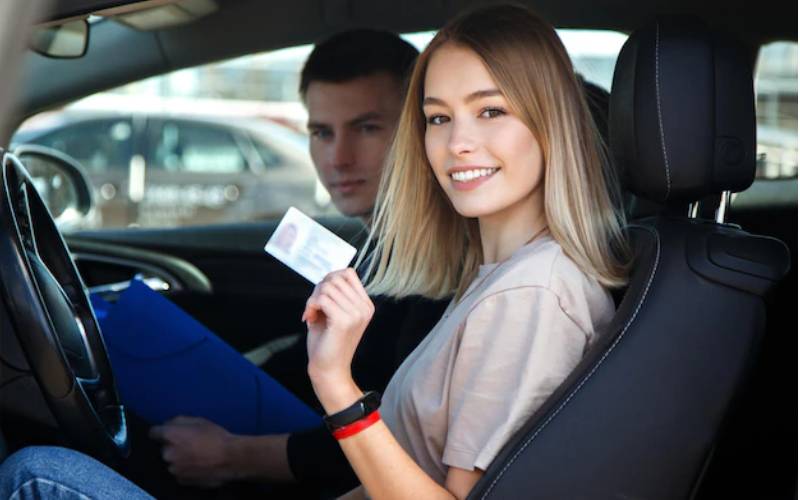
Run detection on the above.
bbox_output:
[264,207,357,284]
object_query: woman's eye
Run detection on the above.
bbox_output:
[427,115,449,126]
[480,107,506,119]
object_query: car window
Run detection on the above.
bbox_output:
[13,30,625,231]
[14,42,331,230]
[404,29,627,90]
[249,135,283,167]
[146,119,247,174]
[728,41,798,212]
[25,117,133,174]
[754,41,797,180]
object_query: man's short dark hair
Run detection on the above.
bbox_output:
[299,29,419,98]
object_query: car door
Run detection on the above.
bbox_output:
[139,117,264,227]
[239,121,331,219]
[67,215,365,357]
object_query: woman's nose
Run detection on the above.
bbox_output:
[447,118,478,157]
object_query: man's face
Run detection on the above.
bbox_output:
[306,72,404,219]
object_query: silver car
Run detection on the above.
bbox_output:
[12,110,330,228]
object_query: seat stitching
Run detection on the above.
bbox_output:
[480,225,661,499]
[655,21,672,201]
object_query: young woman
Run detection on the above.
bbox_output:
[0,4,628,500]
[302,4,629,499]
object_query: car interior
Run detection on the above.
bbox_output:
[0,0,795,498]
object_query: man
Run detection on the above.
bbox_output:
[304,30,410,221]
[144,30,447,497]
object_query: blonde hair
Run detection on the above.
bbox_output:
[358,4,630,299]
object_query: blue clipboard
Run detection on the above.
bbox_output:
[91,280,320,435]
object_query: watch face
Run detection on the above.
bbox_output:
[362,391,382,414]
[324,391,382,431]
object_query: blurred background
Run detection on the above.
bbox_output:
[12,27,797,230]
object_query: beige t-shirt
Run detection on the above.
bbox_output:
[380,235,614,485]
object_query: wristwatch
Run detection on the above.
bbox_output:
[323,391,382,432]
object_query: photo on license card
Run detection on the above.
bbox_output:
[264,207,357,284]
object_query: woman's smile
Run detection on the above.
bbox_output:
[447,166,500,191]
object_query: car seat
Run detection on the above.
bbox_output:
[468,17,790,500]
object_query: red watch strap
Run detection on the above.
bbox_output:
[332,410,381,440]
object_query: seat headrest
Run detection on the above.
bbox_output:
[609,17,756,204]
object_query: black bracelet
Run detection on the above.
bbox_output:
[323,391,382,432]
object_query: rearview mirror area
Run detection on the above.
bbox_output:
[30,18,89,59]
[14,144,97,231]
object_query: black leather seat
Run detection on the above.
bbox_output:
[468,17,790,499]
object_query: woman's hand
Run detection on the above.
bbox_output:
[303,268,374,412]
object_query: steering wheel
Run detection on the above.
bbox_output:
[0,151,128,460]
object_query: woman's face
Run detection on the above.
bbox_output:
[423,44,545,220]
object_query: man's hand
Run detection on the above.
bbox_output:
[149,416,239,488]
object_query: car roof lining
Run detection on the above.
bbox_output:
[43,0,797,42]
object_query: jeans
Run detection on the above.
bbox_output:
[0,447,152,500]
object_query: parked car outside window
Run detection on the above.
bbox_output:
[13,111,333,228]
